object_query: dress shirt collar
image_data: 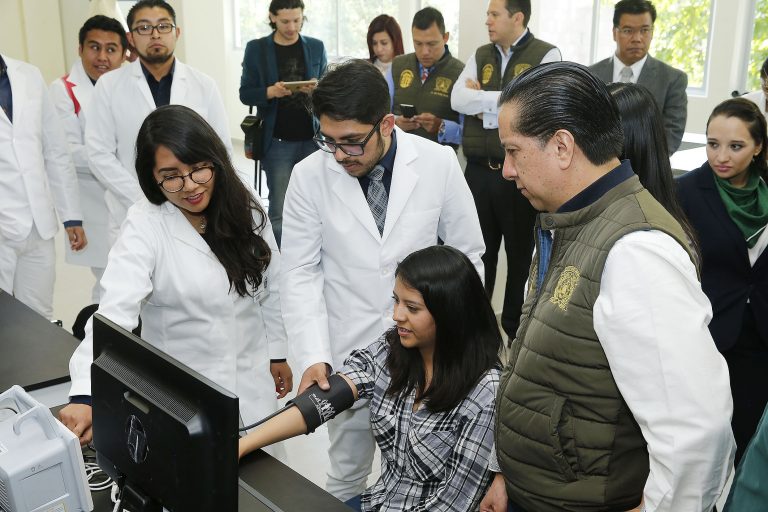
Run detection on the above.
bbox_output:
[611,54,648,83]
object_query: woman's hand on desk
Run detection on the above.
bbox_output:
[59,403,93,446]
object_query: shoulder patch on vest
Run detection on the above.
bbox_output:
[399,69,415,88]
[514,63,532,77]
[549,265,580,311]
[481,64,494,85]
[433,76,452,95]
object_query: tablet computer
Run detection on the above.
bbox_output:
[283,80,316,91]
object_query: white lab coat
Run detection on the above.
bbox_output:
[84,59,246,240]
[0,55,81,242]
[280,127,485,374]
[49,60,109,268]
[68,198,288,428]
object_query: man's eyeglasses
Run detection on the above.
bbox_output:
[313,118,384,157]
[157,164,214,193]
[131,23,176,36]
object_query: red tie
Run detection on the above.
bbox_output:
[421,67,429,83]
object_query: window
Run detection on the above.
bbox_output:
[747,0,768,92]
[532,0,597,65]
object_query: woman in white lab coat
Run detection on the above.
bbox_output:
[60,105,292,448]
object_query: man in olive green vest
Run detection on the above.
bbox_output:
[480,61,734,512]
[386,7,463,145]
[451,0,560,344]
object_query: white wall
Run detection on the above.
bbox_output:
[0,0,760,140]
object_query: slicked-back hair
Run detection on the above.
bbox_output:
[385,246,501,413]
[366,14,404,62]
[708,98,768,180]
[79,15,128,50]
[311,59,390,124]
[607,82,700,260]
[613,0,657,26]
[499,61,624,166]
[268,0,305,30]
[505,0,531,27]
[135,105,271,297]
[412,7,445,34]
[127,0,176,28]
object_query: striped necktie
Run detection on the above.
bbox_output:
[366,164,388,235]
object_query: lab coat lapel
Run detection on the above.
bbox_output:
[169,59,187,105]
[4,59,27,126]
[131,60,157,109]
[167,203,216,259]
[329,159,382,241]
[381,130,418,243]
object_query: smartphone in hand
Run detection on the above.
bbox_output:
[399,104,417,118]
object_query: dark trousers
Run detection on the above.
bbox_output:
[465,159,537,338]
[723,306,768,466]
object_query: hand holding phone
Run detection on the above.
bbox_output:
[399,103,417,118]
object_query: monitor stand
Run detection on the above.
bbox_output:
[120,480,162,512]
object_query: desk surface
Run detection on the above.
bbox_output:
[0,291,80,392]
[90,449,352,511]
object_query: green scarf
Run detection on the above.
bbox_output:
[713,164,768,248]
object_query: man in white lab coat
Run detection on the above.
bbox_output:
[0,54,85,319]
[281,59,485,501]
[49,15,127,302]
[86,0,242,242]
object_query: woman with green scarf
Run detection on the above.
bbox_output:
[676,97,768,466]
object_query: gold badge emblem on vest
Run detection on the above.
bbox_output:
[514,63,532,77]
[549,265,580,311]
[399,69,415,89]
[433,77,452,96]
[481,64,494,85]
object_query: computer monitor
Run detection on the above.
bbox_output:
[91,314,239,512]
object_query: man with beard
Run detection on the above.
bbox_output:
[280,59,484,501]
[85,0,243,242]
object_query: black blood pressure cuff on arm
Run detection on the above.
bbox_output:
[287,374,355,433]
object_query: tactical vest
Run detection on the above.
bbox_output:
[392,51,463,142]
[497,175,696,511]
[462,35,554,161]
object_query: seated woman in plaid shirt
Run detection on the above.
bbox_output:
[239,245,502,511]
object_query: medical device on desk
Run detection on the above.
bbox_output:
[0,385,93,512]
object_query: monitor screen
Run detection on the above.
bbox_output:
[91,314,239,512]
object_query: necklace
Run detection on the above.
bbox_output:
[199,216,207,233]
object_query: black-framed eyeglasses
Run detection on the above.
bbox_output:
[157,164,214,193]
[313,117,384,157]
[131,23,176,36]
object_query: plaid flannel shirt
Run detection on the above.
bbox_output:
[339,337,500,512]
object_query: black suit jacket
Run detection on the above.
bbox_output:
[676,163,768,351]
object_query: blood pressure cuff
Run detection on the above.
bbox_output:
[287,374,355,433]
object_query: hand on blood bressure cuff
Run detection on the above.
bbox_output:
[287,374,355,433]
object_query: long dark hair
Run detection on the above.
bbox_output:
[366,14,404,62]
[707,98,768,180]
[385,246,501,412]
[607,82,699,257]
[135,105,271,297]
